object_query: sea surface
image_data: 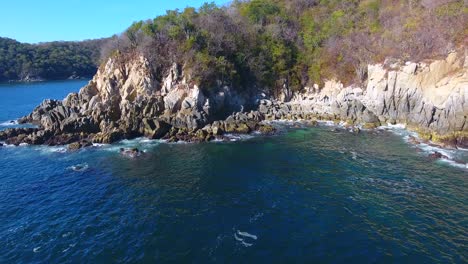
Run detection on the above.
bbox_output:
[0,81,467,263]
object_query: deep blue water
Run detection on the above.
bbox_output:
[0,81,467,263]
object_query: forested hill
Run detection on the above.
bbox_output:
[0,37,108,82]
[104,0,467,92]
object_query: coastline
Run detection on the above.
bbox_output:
[0,51,466,168]
[1,117,467,171]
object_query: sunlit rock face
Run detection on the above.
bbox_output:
[7,50,467,148]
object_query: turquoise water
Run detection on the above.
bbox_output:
[0,81,467,263]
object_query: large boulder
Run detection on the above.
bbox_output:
[142,119,171,139]
[92,130,123,144]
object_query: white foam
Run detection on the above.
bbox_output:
[224,134,255,142]
[62,243,76,253]
[92,143,107,147]
[237,231,258,240]
[241,241,253,247]
[33,246,41,253]
[68,163,89,172]
[419,143,454,160]
[234,233,243,242]
[234,231,256,247]
[385,123,406,129]
[37,146,67,154]
[438,158,467,170]
[317,120,336,126]
[343,207,353,214]
[0,120,18,126]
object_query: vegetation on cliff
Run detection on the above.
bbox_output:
[103,0,467,92]
[0,37,108,82]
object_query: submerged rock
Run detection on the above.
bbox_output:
[68,140,92,151]
[120,148,142,158]
[428,151,449,160]
[258,124,276,134]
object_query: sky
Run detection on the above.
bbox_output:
[0,0,227,43]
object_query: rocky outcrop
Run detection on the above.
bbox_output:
[9,55,261,147]
[279,51,467,147]
[3,51,467,149]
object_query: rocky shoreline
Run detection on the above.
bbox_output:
[0,51,466,153]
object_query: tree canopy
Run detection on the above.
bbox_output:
[0,37,107,81]
[104,0,466,92]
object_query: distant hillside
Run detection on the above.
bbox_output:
[0,37,109,82]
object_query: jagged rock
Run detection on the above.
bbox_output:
[428,151,448,160]
[195,129,209,142]
[26,130,53,145]
[258,124,276,134]
[45,133,81,146]
[6,134,27,146]
[92,131,123,144]
[181,99,192,110]
[142,119,171,139]
[5,51,465,148]
[211,121,223,135]
[237,123,251,134]
[0,128,37,142]
[60,117,99,134]
[120,148,142,158]
[362,122,380,129]
[68,142,82,151]
[68,140,92,151]
[226,123,250,134]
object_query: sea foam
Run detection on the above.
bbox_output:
[0,120,18,126]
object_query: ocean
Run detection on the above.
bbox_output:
[0,80,466,263]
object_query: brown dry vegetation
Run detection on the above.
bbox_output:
[102,0,468,91]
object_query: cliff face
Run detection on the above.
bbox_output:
[3,55,254,146]
[282,51,467,146]
[1,51,466,148]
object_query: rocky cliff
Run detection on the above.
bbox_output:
[280,51,467,147]
[1,51,467,149]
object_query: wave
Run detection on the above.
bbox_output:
[33,145,68,154]
[68,163,89,172]
[370,124,467,170]
[62,243,76,253]
[234,230,257,247]
[438,158,467,169]
[0,120,18,126]
[223,134,255,142]
[378,123,407,130]
[237,230,258,240]
[94,137,164,153]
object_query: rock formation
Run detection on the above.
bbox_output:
[283,51,467,147]
[1,50,466,149]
